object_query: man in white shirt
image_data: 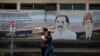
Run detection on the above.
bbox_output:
[51,15,76,40]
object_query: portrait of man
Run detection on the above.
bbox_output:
[51,15,77,40]
[79,12,100,40]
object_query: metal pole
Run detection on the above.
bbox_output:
[11,33,14,56]
[10,20,16,56]
[45,3,47,22]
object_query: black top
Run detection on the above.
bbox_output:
[45,31,52,44]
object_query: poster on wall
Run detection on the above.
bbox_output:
[0,11,100,40]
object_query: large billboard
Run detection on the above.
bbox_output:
[0,11,100,40]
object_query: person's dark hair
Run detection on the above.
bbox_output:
[41,28,48,35]
[47,31,51,36]
[46,31,52,41]
[55,15,70,24]
[43,28,48,32]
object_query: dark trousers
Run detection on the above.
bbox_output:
[41,47,46,56]
[44,44,54,56]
